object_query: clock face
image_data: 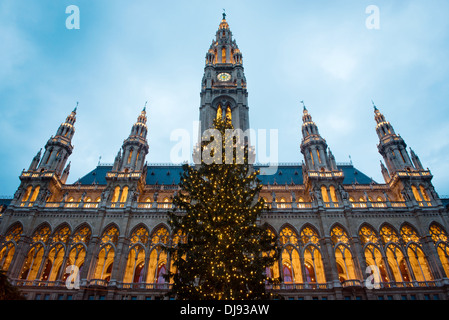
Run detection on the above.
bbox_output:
[217,72,231,81]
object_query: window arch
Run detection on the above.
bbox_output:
[400,224,420,244]
[147,226,170,284]
[411,185,422,202]
[129,225,149,245]
[19,224,51,280]
[0,223,23,271]
[162,197,171,209]
[51,224,71,244]
[320,186,330,203]
[379,224,399,244]
[111,186,120,203]
[330,225,357,282]
[20,243,45,280]
[420,185,431,202]
[429,223,449,277]
[407,243,433,281]
[359,225,379,246]
[329,185,338,202]
[123,244,146,283]
[301,226,326,284]
[40,243,65,282]
[279,226,302,284]
[278,197,287,209]
[120,186,129,203]
[92,225,120,282]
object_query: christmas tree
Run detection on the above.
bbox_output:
[166,115,280,300]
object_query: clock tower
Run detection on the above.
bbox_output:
[199,13,249,137]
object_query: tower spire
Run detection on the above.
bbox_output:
[37,106,76,176]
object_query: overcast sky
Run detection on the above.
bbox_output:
[1,0,449,197]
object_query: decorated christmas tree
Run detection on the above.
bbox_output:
[166,115,280,300]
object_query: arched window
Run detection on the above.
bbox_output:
[400,224,433,281]
[162,197,170,209]
[120,186,128,203]
[226,106,232,122]
[51,225,71,244]
[411,185,422,202]
[301,226,325,283]
[419,185,431,202]
[41,243,65,282]
[124,226,148,284]
[29,186,40,202]
[407,243,433,281]
[0,223,23,271]
[321,186,329,203]
[400,224,420,244]
[21,186,33,202]
[123,245,145,283]
[147,226,170,284]
[216,105,223,120]
[429,223,449,277]
[329,185,338,203]
[379,224,410,282]
[221,47,226,63]
[130,226,149,245]
[93,225,119,281]
[278,197,286,209]
[111,186,120,203]
[359,225,379,245]
[330,225,357,281]
[279,226,302,284]
[20,243,45,280]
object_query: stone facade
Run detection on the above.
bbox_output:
[0,15,448,300]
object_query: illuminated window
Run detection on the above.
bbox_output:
[51,225,71,244]
[329,186,338,202]
[216,105,223,120]
[419,185,430,202]
[380,225,399,244]
[279,226,302,283]
[317,149,322,163]
[330,225,349,245]
[120,186,128,203]
[30,186,40,202]
[429,224,449,277]
[0,223,23,271]
[127,149,133,164]
[162,197,170,209]
[222,47,226,63]
[111,186,120,203]
[101,225,119,245]
[321,186,330,203]
[22,186,33,202]
[359,225,379,245]
[331,225,357,282]
[309,150,314,166]
[130,226,149,245]
[72,225,92,245]
[400,224,420,244]
[411,185,422,202]
[279,197,287,208]
[301,226,326,283]
[407,243,433,281]
[226,106,232,122]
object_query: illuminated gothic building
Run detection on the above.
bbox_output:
[1,14,449,300]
